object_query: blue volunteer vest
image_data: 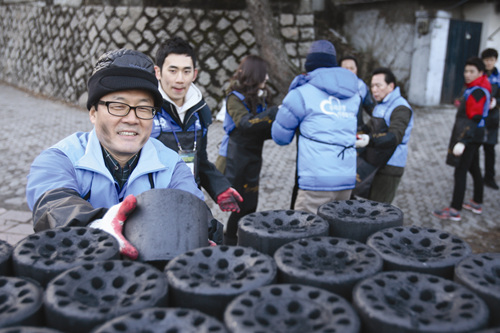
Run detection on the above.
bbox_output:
[151,108,205,139]
[463,86,491,128]
[372,87,413,168]
[357,78,369,102]
[218,91,266,157]
[488,68,500,87]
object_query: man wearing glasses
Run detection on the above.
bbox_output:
[26,49,203,259]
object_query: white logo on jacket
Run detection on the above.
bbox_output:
[320,96,351,117]
[153,117,168,129]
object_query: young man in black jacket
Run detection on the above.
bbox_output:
[151,37,243,214]
[434,57,492,221]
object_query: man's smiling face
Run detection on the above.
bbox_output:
[89,89,154,166]
[155,53,198,107]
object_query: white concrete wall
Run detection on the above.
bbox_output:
[408,10,450,106]
[464,2,500,59]
[425,11,450,105]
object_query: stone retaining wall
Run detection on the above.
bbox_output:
[0,3,314,111]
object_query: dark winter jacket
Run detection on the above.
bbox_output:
[151,84,231,201]
[217,91,277,183]
[446,75,491,166]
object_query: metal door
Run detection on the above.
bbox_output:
[441,19,482,104]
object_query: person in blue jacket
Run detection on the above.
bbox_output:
[272,40,361,214]
[26,49,205,259]
[151,37,243,214]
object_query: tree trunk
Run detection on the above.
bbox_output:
[245,0,299,102]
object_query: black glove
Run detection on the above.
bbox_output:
[208,218,224,245]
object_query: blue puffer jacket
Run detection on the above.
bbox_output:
[272,67,360,191]
[26,129,204,210]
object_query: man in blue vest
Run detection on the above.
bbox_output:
[272,40,361,214]
[358,67,414,204]
[26,49,204,259]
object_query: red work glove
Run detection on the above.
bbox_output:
[89,194,139,260]
[217,187,243,212]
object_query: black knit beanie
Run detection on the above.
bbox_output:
[87,49,162,110]
[304,40,337,73]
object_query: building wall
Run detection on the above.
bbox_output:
[464,2,500,63]
[408,10,450,106]
[339,3,418,94]
[0,3,315,111]
[339,0,500,105]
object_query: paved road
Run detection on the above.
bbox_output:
[1,82,498,252]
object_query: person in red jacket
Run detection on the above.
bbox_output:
[434,57,492,221]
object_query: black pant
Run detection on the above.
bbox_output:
[224,140,263,243]
[483,143,496,181]
[451,143,483,210]
[225,188,258,242]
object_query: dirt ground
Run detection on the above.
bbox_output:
[463,226,500,253]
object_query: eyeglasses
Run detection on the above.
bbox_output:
[98,101,158,120]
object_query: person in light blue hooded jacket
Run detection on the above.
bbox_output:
[26,49,205,259]
[272,40,361,214]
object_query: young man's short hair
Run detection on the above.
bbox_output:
[466,56,486,73]
[339,55,358,68]
[155,37,197,70]
[372,67,396,86]
[481,48,498,60]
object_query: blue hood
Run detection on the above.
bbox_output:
[289,67,359,99]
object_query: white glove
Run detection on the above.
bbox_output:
[490,98,497,109]
[453,142,465,157]
[355,134,370,148]
[89,194,138,260]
